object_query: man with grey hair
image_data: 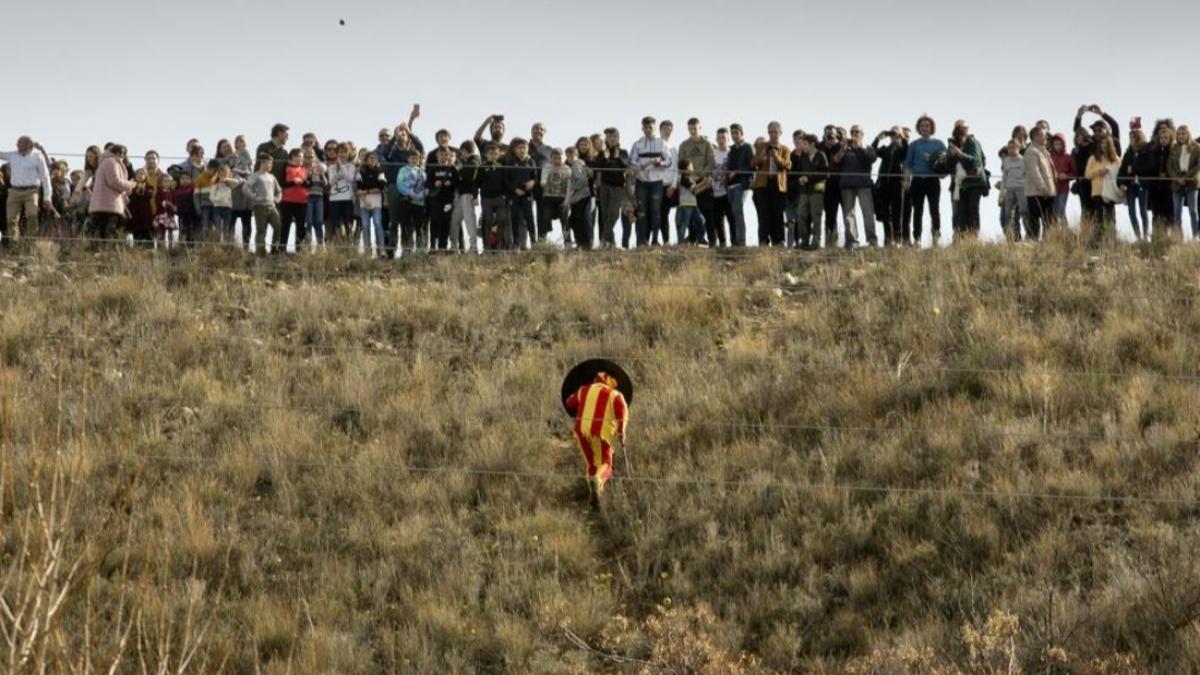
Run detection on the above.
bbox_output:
[834,125,879,248]
[1,136,56,243]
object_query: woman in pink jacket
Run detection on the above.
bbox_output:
[88,144,135,241]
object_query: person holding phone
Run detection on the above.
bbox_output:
[946,120,987,238]
[833,126,878,248]
[474,114,509,159]
[874,126,910,246]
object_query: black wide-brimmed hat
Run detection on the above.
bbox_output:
[561,359,634,415]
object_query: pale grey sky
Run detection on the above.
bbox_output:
[8,0,1200,243]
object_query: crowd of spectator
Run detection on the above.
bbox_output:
[2,103,1197,256]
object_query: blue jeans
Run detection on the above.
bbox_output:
[1173,189,1199,236]
[675,205,705,244]
[199,204,214,234]
[360,206,384,254]
[509,195,534,249]
[635,180,664,246]
[212,206,232,236]
[726,183,747,246]
[1053,192,1069,221]
[1126,183,1149,238]
[306,195,325,245]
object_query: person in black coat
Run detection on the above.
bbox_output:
[1144,122,1176,232]
[873,127,911,246]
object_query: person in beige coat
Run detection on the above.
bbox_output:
[1023,127,1057,238]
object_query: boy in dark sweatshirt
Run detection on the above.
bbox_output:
[478,143,509,250]
[426,146,459,250]
[504,138,538,249]
[794,134,830,249]
[453,140,482,252]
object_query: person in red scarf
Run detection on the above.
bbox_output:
[564,372,629,509]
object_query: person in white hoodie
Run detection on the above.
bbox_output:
[630,116,671,247]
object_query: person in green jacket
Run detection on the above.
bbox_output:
[947,119,987,237]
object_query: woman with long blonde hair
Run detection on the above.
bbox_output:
[1168,125,1200,237]
[1085,137,1121,226]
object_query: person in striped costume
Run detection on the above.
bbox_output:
[564,372,629,509]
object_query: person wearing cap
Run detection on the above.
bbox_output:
[1073,104,1122,155]
[564,372,629,509]
[1,136,56,242]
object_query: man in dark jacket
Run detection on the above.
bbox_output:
[821,126,844,247]
[593,128,633,248]
[834,126,878,248]
[724,124,753,246]
[255,123,290,187]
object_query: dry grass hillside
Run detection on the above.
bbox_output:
[3,233,1200,673]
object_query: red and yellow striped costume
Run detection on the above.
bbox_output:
[564,373,629,498]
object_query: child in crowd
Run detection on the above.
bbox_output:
[67,166,93,231]
[327,143,358,242]
[355,152,387,257]
[281,149,309,253]
[50,161,71,215]
[248,156,282,254]
[505,138,538,249]
[128,169,158,243]
[234,135,254,175]
[231,136,255,244]
[478,143,509,250]
[426,146,458,251]
[676,158,707,244]
[173,173,199,241]
[452,140,481,253]
[153,175,178,249]
[565,145,593,249]
[539,147,572,243]
[999,140,1027,240]
[792,134,829,249]
[194,160,220,238]
[395,151,428,256]
[303,148,328,250]
[209,165,243,242]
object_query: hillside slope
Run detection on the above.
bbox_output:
[1,237,1198,673]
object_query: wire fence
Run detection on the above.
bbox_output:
[16,332,1200,385]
